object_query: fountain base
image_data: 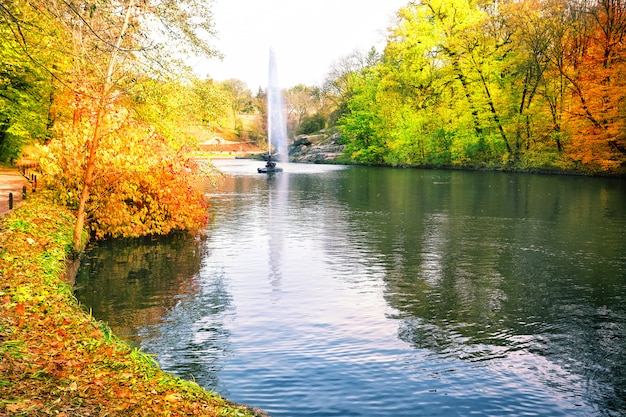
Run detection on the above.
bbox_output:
[257,158,283,174]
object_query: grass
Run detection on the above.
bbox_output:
[0,192,266,416]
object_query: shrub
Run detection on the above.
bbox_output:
[38,106,210,239]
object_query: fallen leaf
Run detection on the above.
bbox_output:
[164,393,181,402]
[15,302,25,316]
[6,400,31,413]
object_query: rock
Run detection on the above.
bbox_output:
[289,131,345,163]
[290,143,345,163]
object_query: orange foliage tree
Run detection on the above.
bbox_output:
[559,0,626,171]
[39,96,209,239]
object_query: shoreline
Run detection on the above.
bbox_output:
[196,143,625,179]
[0,192,269,417]
[212,153,625,179]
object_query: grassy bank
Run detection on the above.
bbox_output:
[0,193,263,416]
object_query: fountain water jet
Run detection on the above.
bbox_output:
[258,48,287,173]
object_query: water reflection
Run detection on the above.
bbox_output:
[74,234,234,387]
[75,234,208,341]
[76,162,626,416]
[267,173,288,296]
[338,168,626,415]
[139,267,234,387]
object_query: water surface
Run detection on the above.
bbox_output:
[75,160,626,416]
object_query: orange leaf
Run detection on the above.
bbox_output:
[15,302,25,316]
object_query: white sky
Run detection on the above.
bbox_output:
[191,0,409,91]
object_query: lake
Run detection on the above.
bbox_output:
[75,159,626,416]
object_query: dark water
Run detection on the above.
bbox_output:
[75,160,626,416]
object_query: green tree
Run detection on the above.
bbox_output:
[0,45,51,161]
[220,78,254,132]
[297,113,326,135]
[323,48,381,125]
[0,0,63,161]
[339,68,387,164]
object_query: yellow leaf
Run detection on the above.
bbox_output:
[164,393,181,402]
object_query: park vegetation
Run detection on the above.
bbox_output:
[2,0,624,250]
[0,0,260,247]
[333,0,626,175]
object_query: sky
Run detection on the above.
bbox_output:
[190,0,409,91]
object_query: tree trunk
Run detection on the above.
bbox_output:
[478,70,513,157]
[72,0,135,250]
[72,103,105,250]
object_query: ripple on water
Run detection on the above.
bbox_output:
[76,162,626,417]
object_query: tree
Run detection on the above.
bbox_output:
[0,42,51,161]
[39,103,209,239]
[503,0,556,156]
[562,0,626,170]
[339,67,387,164]
[335,0,625,173]
[0,0,63,161]
[285,84,325,136]
[297,113,326,135]
[323,48,381,124]
[1,0,220,249]
[131,75,231,148]
[221,79,254,131]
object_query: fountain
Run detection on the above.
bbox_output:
[258,49,287,174]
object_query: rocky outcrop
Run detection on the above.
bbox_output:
[289,131,345,163]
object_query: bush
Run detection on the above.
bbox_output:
[39,106,210,239]
[297,113,326,135]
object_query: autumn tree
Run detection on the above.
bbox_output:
[284,84,326,136]
[336,0,625,173]
[191,77,232,131]
[39,102,210,239]
[502,0,557,158]
[1,0,221,248]
[131,74,231,149]
[559,0,626,170]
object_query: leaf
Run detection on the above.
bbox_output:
[164,393,181,402]
[6,400,31,413]
[15,302,25,316]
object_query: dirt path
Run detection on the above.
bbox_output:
[0,167,31,216]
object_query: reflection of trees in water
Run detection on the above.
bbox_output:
[331,167,626,413]
[262,166,625,412]
[140,269,233,390]
[75,233,235,389]
[74,233,209,344]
